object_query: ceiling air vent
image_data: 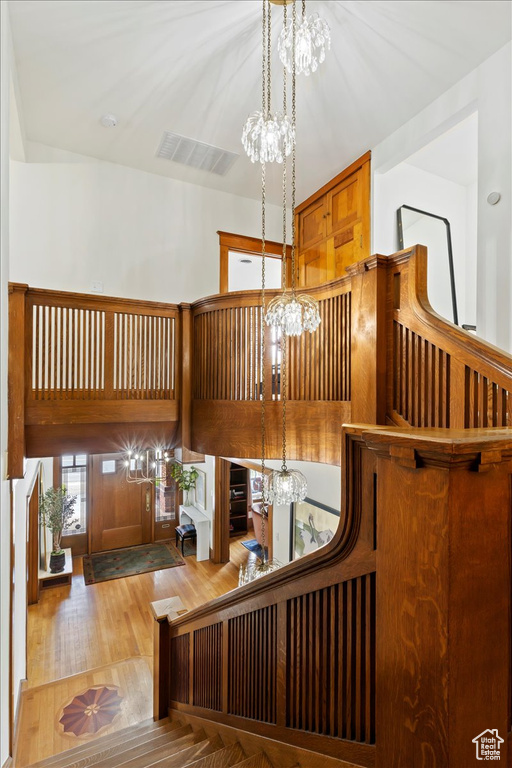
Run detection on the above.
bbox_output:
[156,131,238,176]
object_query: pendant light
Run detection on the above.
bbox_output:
[265,0,321,337]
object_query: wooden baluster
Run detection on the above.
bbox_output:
[449,358,465,428]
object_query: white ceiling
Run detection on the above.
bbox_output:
[405,111,478,187]
[8,0,511,204]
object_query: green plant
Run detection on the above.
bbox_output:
[170,464,199,492]
[39,486,78,554]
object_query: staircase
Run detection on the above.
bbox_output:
[26,717,298,768]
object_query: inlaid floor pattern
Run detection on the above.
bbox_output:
[26,717,297,768]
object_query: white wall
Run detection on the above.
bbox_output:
[1,3,13,760]
[476,45,512,352]
[372,43,511,350]
[9,143,285,304]
[374,162,471,325]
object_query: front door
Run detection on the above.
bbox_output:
[90,453,152,552]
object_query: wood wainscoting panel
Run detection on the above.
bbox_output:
[191,400,351,465]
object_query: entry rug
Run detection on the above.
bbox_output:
[83,542,185,585]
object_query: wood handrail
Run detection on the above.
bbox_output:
[386,246,512,429]
[390,245,512,390]
[190,274,352,315]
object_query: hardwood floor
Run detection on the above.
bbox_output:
[18,536,256,767]
[15,657,153,768]
[27,536,252,687]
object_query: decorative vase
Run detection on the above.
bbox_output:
[50,551,66,574]
[184,489,193,506]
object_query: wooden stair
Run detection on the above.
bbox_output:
[25,717,297,768]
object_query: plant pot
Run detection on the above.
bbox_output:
[50,551,66,574]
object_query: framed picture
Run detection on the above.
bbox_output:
[290,497,340,561]
[195,469,206,511]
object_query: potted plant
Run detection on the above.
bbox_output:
[39,486,78,573]
[170,464,199,506]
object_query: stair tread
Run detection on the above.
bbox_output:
[113,729,207,768]
[184,742,246,768]
[231,754,273,768]
[143,735,224,768]
[84,726,196,768]
[26,718,176,768]
[86,725,197,768]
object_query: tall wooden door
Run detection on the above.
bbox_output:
[90,454,152,552]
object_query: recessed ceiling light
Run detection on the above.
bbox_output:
[100,114,118,128]
[239,258,252,264]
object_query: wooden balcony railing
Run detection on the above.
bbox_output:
[386,245,512,429]
[189,278,353,464]
[9,245,512,473]
[8,284,181,475]
[191,277,352,404]
[156,425,512,766]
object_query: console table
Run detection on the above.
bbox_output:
[179,505,210,561]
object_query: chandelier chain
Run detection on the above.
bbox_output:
[281,3,287,292]
[291,0,297,295]
[266,0,272,117]
[302,0,306,20]
[260,157,267,562]
[262,0,267,116]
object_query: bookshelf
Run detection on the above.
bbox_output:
[229,462,248,537]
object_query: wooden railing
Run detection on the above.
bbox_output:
[155,428,377,767]
[8,284,181,475]
[156,425,512,767]
[386,245,512,429]
[191,277,352,403]
[26,288,177,401]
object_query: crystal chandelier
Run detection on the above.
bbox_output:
[265,0,321,338]
[265,467,307,505]
[124,448,171,484]
[242,0,294,164]
[278,0,331,77]
[266,293,321,335]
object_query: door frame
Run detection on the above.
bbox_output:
[218,231,292,294]
[213,457,273,564]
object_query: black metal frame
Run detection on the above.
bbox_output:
[397,204,459,326]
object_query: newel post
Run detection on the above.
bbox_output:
[150,601,171,721]
[348,256,388,425]
[365,429,511,767]
[178,303,204,463]
[8,283,28,479]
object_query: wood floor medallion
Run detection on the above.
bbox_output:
[58,684,123,738]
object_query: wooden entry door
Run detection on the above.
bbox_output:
[90,454,152,552]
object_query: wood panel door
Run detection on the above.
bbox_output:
[90,454,152,552]
[298,241,330,288]
[298,198,327,251]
